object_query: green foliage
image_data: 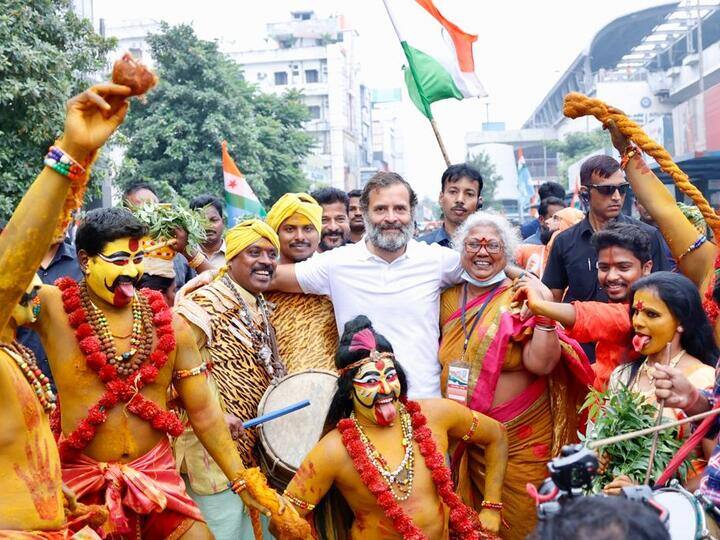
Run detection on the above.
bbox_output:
[581,384,689,490]
[130,202,208,253]
[117,23,313,206]
[467,151,502,210]
[546,129,611,188]
[0,0,115,219]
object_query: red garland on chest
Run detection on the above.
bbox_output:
[54,277,184,460]
[337,398,495,540]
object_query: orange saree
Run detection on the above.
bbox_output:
[439,282,593,540]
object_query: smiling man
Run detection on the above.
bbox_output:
[264,193,338,372]
[311,187,351,252]
[542,155,669,305]
[190,195,227,270]
[419,163,483,248]
[175,219,288,538]
[518,222,653,389]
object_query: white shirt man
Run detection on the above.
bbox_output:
[275,172,463,398]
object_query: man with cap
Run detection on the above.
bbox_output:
[174,219,289,539]
[264,193,337,373]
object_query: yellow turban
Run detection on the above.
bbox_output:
[266,193,323,233]
[225,219,280,262]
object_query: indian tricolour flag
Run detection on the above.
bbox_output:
[222,141,266,225]
[383,0,487,119]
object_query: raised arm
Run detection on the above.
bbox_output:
[0,84,130,334]
[605,119,714,288]
[439,398,507,534]
[515,274,577,327]
[271,263,303,293]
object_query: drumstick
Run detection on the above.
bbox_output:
[242,399,311,429]
[144,238,177,253]
[644,343,671,485]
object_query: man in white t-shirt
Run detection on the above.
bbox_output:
[272,171,463,398]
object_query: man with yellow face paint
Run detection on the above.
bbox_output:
[174,219,291,538]
[22,207,289,538]
[284,315,508,538]
[265,193,338,372]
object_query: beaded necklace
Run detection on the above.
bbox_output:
[351,405,415,501]
[0,342,56,413]
[221,275,285,380]
[79,282,154,378]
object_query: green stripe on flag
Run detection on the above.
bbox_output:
[401,42,463,120]
[225,191,266,217]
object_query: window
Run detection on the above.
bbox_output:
[274,72,288,86]
[308,106,321,119]
[305,69,319,83]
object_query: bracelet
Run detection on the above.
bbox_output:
[534,315,556,328]
[535,325,557,332]
[173,362,209,381]
[620,144,641,170]
[461,414,480,442]
[283,490,316,511]
[44,146,87,182]
[187,250,206,270]
[227,474,247,494]
[480,500,503,511]
[678,235,707,262]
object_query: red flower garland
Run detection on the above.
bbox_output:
[702,253,720,325]
[337,398,497,539]
[55,277,184,460]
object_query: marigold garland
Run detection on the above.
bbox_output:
[337,398,497,539]
[54,277,183,460]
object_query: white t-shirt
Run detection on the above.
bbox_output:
[295,239,463,398]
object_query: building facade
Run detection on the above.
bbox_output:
[226,11,371,191]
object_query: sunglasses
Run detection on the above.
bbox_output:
[589,182,630,196]
[19,287,40,307]
[464,239,503,255]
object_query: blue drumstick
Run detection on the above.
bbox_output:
[242,399,311,429]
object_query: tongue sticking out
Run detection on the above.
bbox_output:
[113,282,136,306]
[632,334,650,353]
[374,401,397,426]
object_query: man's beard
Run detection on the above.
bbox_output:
[540,225,553,245]
[319,230,347,251]
[366,219,413,252]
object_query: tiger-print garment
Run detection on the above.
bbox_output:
[176,278,284,468]
[266,292,338,373]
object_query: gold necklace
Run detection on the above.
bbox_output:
[638,350,685,387]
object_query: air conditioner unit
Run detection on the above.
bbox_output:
[683,53,699,66]
[667,66,682,78]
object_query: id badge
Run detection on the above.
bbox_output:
[447,360,470,405]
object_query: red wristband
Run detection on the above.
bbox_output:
[534,315,556,328]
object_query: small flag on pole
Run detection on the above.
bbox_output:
[517,148,534,216]
[383,0,487,120]
[222,141,265,225]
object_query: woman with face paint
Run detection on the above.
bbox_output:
[437,211,594,539]
[603,272,718,493]
[283,316,509,539]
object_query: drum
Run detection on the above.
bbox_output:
[652,485,712,540]
[257,369,338,490]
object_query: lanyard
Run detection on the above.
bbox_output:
[460,282,503,358]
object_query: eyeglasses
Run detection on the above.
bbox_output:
[464,239,503,255]
[589,182,630,196]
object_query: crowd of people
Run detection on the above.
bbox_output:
[3,80,720,540]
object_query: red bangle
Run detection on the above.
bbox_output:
[534,315,556,328]
[480,500,503,511]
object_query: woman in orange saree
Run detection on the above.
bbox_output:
[438,211,593,540]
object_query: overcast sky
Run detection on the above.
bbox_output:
[93,0,667,198]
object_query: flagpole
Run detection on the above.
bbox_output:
[381,0,452,167]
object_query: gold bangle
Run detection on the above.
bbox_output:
[461,414,480,442]
[188,251,206,270]
[228,475,247,494]
[283,490,316,511]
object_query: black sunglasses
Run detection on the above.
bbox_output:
[589,182,630,196]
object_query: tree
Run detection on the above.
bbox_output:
[467,151,502,210]
[117,24,313,205]
[546,129,610,188]
[0,0,114,219]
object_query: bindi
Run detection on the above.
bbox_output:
[375,360,385,370]
[128,238,139,252]
[635,300,644,311]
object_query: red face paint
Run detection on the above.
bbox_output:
[375,360,385,370]
[128,238,140,251]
